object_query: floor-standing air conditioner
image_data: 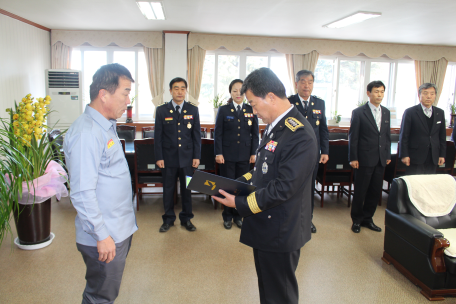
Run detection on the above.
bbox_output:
[45,69,82,130]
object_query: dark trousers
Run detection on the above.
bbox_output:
[351,161,385,224]
[405,148,437,175]
[253,248,301,304]
[162,166,194,224]
[77,235,133,304]
[220,160,249,221]
[310,156,319,219]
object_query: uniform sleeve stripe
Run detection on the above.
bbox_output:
[247,192,261,214]
[243,172,252,181]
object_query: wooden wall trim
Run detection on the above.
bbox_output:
[0,8,51,32]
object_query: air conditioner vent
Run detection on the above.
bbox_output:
[47,71,80,88]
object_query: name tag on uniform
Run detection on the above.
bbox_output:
[244,113,254,117]
[437,121,441,124]
[184,115,193,120]
[107,139,115,149]
[165,117,173,121]
[313,110,321,114]
[226,116,234,119]
[265,140,278,152]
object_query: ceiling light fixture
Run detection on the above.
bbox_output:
[323,11,381,28]
[136,1,165,20]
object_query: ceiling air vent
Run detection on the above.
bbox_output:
[47,71,80,88]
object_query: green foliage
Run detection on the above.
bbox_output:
[331,111,342,123]
[450,100,456,115]
[211,93,226,108]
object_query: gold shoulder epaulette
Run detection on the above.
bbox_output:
[157,103,166,107]
[285,117,304,132]
[187,101,197,107]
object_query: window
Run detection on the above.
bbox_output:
[440,63,456,122]
[71,46,153,121]
[393,62,417,123]
[199,48,292,122]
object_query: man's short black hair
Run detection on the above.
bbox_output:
[169,77,188,90]
[89,63,134,102]
[295,70,315,82]
[367,80,386,93]
[241,68,286,99]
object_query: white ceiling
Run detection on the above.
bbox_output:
[1,0,456,46]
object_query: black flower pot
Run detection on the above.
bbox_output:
[13,198,51,245]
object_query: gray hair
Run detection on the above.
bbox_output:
[418,83,437,96]
[295,70,315,83]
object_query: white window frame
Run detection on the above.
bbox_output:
[72,45,154,122]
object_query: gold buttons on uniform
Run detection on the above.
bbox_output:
[179,144,181,147]
[238,134,240,136]
[237,141,240,144]
[238,119,240,122]
[178,130,181,133]
[238,126,240,129]
[178,123,180,125]
[178,137,181,140]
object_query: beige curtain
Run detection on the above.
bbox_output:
[51,41,72,69]
[285,51,320,94]
[144,46,165,117]
[414,57,448,105]
[187,45,206,106]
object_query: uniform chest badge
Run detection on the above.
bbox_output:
[265,140,278,152]
[187,123,192,129]
[248,119,252,126]
[243,109,246,112]
[311,102,314,106]
[312,109,321,114]
[107,139,115,149]
[316,120,320,125]
[296,102,299,105]
[170,109,173,113]
[184,115,193,120]
[262,162,268,174]
[244,113,253,118]
[165,117,173,121]
[183,110,187,113]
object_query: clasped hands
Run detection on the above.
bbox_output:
[156,159,200,169]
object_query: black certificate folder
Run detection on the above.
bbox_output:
[187,170,256,197]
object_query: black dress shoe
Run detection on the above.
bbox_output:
[234,219,243,228]
[361,222,382,232]
[159,223,173,232]
[311,222,317,233]
[181,220,196,231]
[351,223,361,233]
[224,221,232,229]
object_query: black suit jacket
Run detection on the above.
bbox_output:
[214,102,259,162]
[154,100,201,168]
[348,103,391,167]
[235,106,317,253]
[399,104,446,165]
[288,94,329,155]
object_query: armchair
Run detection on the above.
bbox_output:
[382,177,456,301]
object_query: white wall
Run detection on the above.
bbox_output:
[0,14,50,118]
[163,33,187,103]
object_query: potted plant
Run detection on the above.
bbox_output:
[328,111,342,126]
[1,94,68,249]
[357,100,368,107]
[211,93,225,120]
[449,100,456,128]
[126,94,137,123]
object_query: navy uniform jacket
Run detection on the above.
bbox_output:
[235,106,317,253]
[349,103,391,167]
[154,101,201,168]
[288,94,329,155]
[214,102,259,162]
[399,104,446,165]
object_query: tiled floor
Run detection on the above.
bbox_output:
[0,190,450,303]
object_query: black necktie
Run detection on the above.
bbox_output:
[303,100,308,111]
[176,105,180,119]
[237,105,241,116]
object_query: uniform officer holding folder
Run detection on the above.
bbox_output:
[213,68,317,304]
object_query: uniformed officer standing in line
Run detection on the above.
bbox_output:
[288,70,329,233]
[213,68,317,304]
[155,77,201,232]
[214,79,259,230]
